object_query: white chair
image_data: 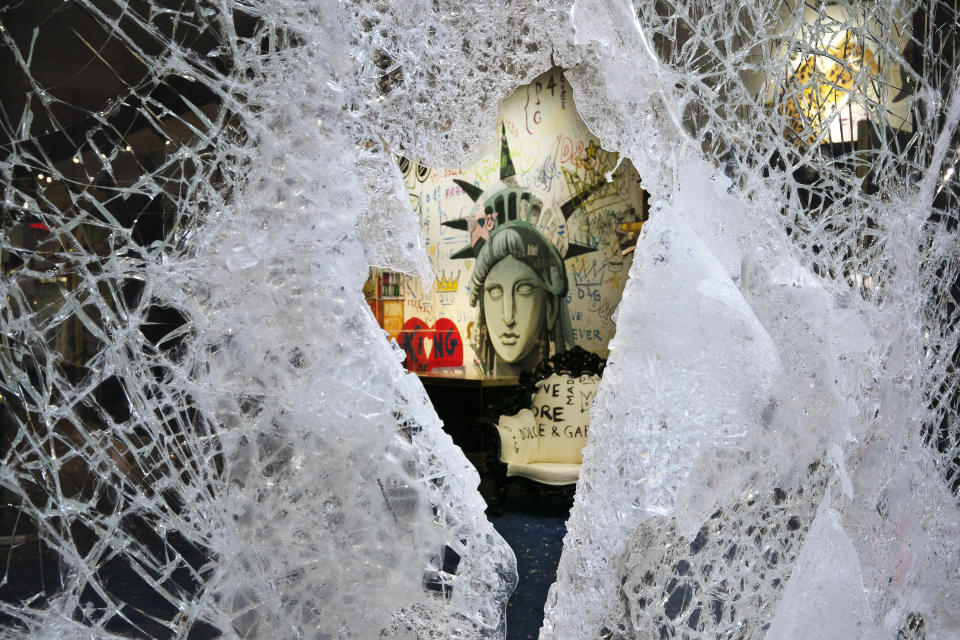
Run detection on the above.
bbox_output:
[485,347,604,510]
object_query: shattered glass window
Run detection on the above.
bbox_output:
[545,1,960,639]
[0,1,957,639]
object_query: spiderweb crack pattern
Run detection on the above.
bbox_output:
[0,1,958,639]
[542,0,960,638]
[0,1,561,637]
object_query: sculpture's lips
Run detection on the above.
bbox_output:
[499,332,519,345]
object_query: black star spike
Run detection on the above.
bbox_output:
[499,124,516,180]
[565,243,596,258]
[453,179,484,202]
[560,179,607,220]
[450,243,477,259]
[441,218,469,230]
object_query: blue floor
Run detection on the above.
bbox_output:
[489,512,568,639]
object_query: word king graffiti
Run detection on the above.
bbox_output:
[398,317,464,373]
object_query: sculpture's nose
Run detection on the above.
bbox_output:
[503,292,517,327]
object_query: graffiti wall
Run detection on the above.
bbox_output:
[399,68,645,375]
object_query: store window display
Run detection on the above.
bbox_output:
[396,68,648,376]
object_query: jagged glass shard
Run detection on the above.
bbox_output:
[0,2,539,637]
[544,1,960,639]
[593,463,831,638]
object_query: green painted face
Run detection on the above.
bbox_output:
[483,255,547,365]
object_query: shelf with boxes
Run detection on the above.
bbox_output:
[363,268,405,340]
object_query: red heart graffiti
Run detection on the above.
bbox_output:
[398,317,463,373]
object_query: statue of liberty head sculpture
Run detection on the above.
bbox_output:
[444,125,603,375]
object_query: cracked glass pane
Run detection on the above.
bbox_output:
[0,1,957,639]
[544,1,960,638]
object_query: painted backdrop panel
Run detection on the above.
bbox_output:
[400,69,645,375]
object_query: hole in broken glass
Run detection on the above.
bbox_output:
[363,66,647,632]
